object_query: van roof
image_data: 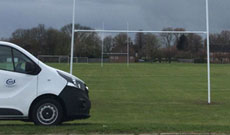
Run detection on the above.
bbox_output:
[0,41,17,47]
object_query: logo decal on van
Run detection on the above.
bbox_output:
[5,79,16,87]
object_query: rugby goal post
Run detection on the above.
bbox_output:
[70,0,211,104]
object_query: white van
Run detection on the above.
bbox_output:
[0,41,91,125]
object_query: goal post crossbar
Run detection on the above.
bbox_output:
[75,29,207,34]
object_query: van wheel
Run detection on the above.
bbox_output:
[32,98,63,126]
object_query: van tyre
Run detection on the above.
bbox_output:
[32,98,63,126]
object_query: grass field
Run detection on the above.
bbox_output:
[1,63,230,134]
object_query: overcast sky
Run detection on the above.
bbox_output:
[0,0,230,38]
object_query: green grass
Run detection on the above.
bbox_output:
[1,63,230,134]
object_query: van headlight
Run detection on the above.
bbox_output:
[67,81,85,90]
[73,79,82,89]
[57,71,86,90]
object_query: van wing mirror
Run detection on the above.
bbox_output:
[25,62,36,74]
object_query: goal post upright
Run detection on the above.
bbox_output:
[206,0,211,104]
[70,0,76,74]
[127,22,130,67]
[101,23,105,67]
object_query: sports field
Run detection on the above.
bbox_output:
[1,63,230,134]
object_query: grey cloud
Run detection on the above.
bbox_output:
[0,0,230,38]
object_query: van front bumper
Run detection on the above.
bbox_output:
[59,86,91,121]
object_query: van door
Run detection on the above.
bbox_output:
[0,46,38,118]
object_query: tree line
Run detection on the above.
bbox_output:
[2,24,230,63]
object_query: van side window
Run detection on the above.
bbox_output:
[13,49,34,74]
[0,46,14,71]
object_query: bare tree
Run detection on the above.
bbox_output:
[209,30,230,63]
[103,36,114,53]
[10,24,47,56]
[187,34,203,54]
[113,33,130,53]
[160,27,175,63]
[135,31,145,59]
[174,28,186,45]
[210,30,230,46]
[160,27,174,48]
[143,33,160,61]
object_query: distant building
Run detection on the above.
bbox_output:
[109,45,136,63]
